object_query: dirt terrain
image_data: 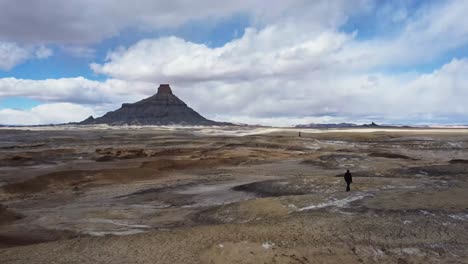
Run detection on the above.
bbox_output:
[0,126,467,263]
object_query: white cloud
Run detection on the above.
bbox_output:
[90,27,351,82]
[0,42,53,70]
[338,0,468,70]
[0,103,96,125]
[0,42,30,70]
[35,46,53,59]
[61,46,96,58]
[0,77,153,105]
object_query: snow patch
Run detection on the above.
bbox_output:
[449,214,468,221]
[262,241,274,249]
[87,218,150,228]
[447,142,462,148]
[85,229,146,236]
[401,248,424,256]
[298,193,370,211]
[419,210,435,216]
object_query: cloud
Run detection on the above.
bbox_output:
[0,42,52,70]
[35,45,53,59]
[61,46,96,58]
[90,0,468,81]
[0,103,96,125]
[339,0,468,69]
[0,0,370,44]
[91,27,351,83]
[0,42,29,71]
[0,77,153,105]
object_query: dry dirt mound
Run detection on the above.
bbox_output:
[0,204,23,225]
[195,198,289,224]
[2,170,91,193]
[2,167,161,194]
[141,157,249,171]
[302,154,366,169]
[389,164,468,179]
[95,148,154,162]
[224,142,308,151]
[2,156,250,194]
[361,187,468,211]
[0,148,76,166]
[449,159,468,164]
[233,179,312,197]
[368,152,413,160]
[0,228,77,249]
[0,155,34,166]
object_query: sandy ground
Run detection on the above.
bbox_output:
[0,126,467,263]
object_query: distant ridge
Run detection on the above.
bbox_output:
[80,84,230,126]
[295,123,358,129]
[295,122,410,128]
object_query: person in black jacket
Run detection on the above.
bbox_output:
[344,170,352,192]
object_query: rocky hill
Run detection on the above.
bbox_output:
[81,84,226,126]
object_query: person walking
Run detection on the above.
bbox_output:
[344,170,352,192]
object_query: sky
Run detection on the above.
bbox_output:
[1,0,468,126]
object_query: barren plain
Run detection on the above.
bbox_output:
[0,126,467,263]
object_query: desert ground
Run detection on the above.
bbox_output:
[0,126,467,263]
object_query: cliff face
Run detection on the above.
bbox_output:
[81,84,221,126]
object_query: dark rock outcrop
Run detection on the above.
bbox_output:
[81,84,227,126]
[295,121,404,129]
[80,116,95,125]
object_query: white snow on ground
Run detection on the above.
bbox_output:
[447,142,463,148]
[297,193,371,211]
[81,218,151,236]
[84,229,146,236]
[262,241,274,249]
[193,127,285,137]
[420,210,436,216]
[449,214,468,221]
[305,144,321,150]
[87,218,150,228]
[400,248,425,256]
[371,248,385,256]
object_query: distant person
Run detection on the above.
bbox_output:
[298,132,301,137]
[344,170,352,192]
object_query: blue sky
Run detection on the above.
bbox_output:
[1,0,468,126]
